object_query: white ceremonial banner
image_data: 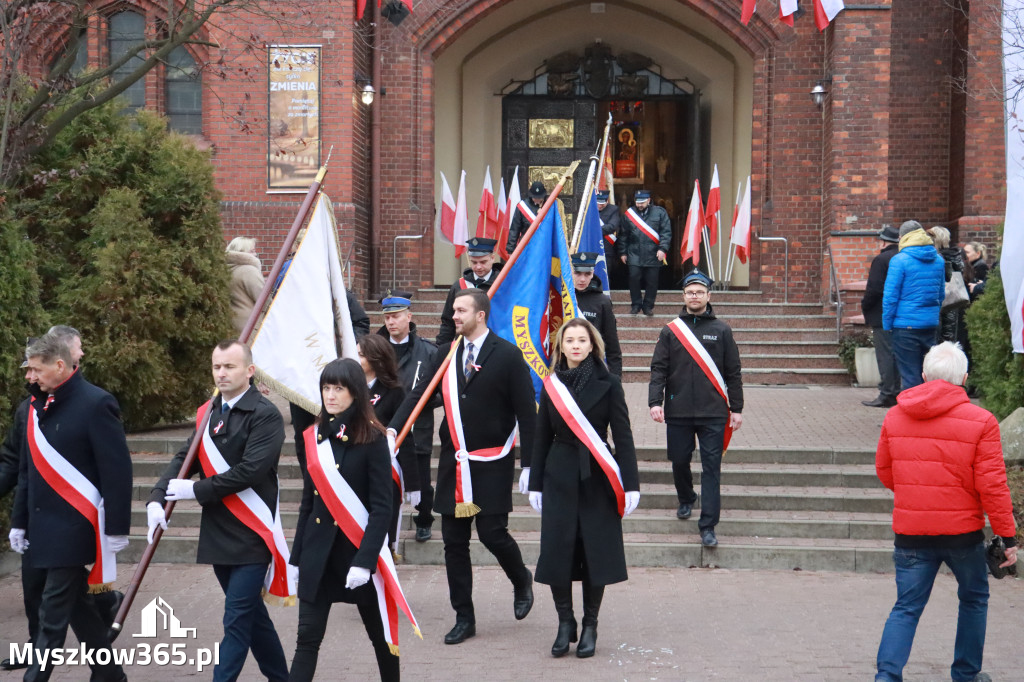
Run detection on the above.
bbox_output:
[252,193,358,411]
[1004,1,1024,353]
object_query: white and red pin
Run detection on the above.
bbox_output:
[213,419,225,435]
[370,394,381,405]
[336,424,348,442]
[469,362,482,373]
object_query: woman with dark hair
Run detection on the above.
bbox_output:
[528,317,640,659]
[358,334,419,551]
[289,358,398,682]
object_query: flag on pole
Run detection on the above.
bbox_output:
[453,170,469,258]
[436,172,458,251]
[495,180,508,249]
[813,0,845,31]
[731,177,753,265]
[705,165,721,247]
[779,0,797,26]
[682,179,705,266]
[1002,2,1024,353]
[490,207,579,400]
[597,139,615,202]
[740,0,756,25]
[252,193,358,414]
[578,189,610,296]
[357,0,413,20]
[498,167,521,260]
[476,166,500,240]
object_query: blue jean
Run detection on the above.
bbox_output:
[890,327,937,391]
[875,542,989,682]
[212,563,289,682]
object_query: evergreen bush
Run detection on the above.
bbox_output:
[965,266,1024,420]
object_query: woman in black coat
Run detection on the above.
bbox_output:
[358,334,415,551]
[529,317,641,659]
[289,358,398,682]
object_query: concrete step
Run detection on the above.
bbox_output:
[621,352,845,371]
[622,366,853,385]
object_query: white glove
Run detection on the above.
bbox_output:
[345,566,371,589]
[518,467,530,495]
[387,431,398,459]
[165,478,196,501]
[106,535,130,554]
[146,502,168,544]
[8,528,28,554]
[404,490,421,507]
[529,491,542,513]
[624,491,640,516]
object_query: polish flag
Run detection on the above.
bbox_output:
[495,180,507,248]
[597,138,615,200]
[453,170,469,258]
[498,166,521,260]
[740,0,756,25]
[813,0,845,32]
[476,166,500,240]
[779,0,796,27]
[436,172,458,248]
[730,177,752,265]
[705,165,721,247]
[682,179,705,266]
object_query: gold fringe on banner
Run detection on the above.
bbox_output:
[454,502,481,518]
[88,582,113,595]
[254,368,321,416]
[262,590,298,607]
[388,643,399,656]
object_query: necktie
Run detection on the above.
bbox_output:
[221,402,230,414]
[464,342,475,380]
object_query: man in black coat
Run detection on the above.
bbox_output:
[436,237,503,347]
[619,189,672,316]
[147,340,289,682]
[648,270,743,548]
[596,190,626,289]
[12,332,132,682]
[860,224,901,407]
[389,288,537,645]
[506,180,547,255]
[377,290,439,542]
[572,252,622,376]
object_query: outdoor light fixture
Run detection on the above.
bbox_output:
[810,76,832,109]
[355,74,375,105]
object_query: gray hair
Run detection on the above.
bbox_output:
[47,324,81,344]
[899,220,923,238]
[26,331,73,366]
[923,341,969,385]
[928,226,950,249]
[226,237,256,254]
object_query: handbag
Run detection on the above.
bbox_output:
[942,270,970,311]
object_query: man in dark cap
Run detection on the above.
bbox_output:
[860,224,902,407]
[619,189,672,316]
[572,252,622,376]
[596,190,625,289]
[648,269,743,548]
[437,237,503,347]
[376,290,438,542]
[506,181,548,254]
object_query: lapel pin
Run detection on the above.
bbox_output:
[213,420,225,435]
[337,424,348,442]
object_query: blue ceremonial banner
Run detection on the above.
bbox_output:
[490,207,578,399]
[579,191,610,296]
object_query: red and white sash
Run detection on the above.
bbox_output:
[303,427,421,654]
[517,200,537,222]
[542,376,626,516]
[625,207,662,245]
[667,320,734,452]
[441,341,518,517]
[26,406,115,588]
[457,278,469,290]
[604,232,617,246]
[389,450,403,551]
[195,402,297,602]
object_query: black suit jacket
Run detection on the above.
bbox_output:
[149,386,285,565]
[290,417,392,604]
[12,370,133,569]
[0,395,30,499]
[390,332,537,515]
[436,264,503,347]
[370,381,417,491]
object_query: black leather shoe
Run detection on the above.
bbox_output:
[415,526,432,543]
[861,395,897,408]
[551,619,577,657]
[676,503,692,520]
[1,654,29,671]
[629,306,641,315]
[444,621,476,644]
[105,590,125,629]
[643,309,655,317]
[513,574,534,620]
[701,529,718,547]
[576,623,597,658]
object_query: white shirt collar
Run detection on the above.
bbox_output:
[464,328,489,349]
[222,386,250,410]
[389,334,410,345]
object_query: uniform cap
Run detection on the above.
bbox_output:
[465,237,497,256]
[682,268,713,289]
[528,181,547,198]
[571,252,599,272]
[595,190,610,202]
[379,289,413,313]
[635,189,651,200]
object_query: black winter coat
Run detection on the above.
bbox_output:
[390,332,537,516]
[0,395,30,498]
[618,204,672,267]
[149,386,285,565]
[13,371,133,569]
[530,360,639,586]
[574,277,622,376]
[375,323,439,460]
[599,203,622,264]
[290,413,392,604]
[369,380,416,491]
[648,305,744,421]
[436,264,503,347]
[861,244,899,329]
[506,198,547,254]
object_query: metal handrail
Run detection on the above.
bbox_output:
[392,234,424,290]
[825,243,843,342]
[756,236,789,304]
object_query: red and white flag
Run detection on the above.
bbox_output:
[495,180,507,247]
[779,0,797,27]
[436,172,458,249]
[597,138,615,200]
[813,0,845,31]
[357,0,412,20]
[730,177,752,265]
[498,166,521,260]
[453,171,470,257]
[682,179,705,266]
[705,165,721,247]
[741,0,756,25]
[476,166,500,241]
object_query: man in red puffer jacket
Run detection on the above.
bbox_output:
[874,341,1017,682]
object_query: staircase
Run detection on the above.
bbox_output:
[122,436,895,573]
[404,288,850,386]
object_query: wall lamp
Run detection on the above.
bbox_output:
[355,74,376,105]
[810,76,833,110]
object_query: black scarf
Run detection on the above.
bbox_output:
[556,354,595,396]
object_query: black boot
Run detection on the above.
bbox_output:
[549,585,577,657]
[576,583,604,658]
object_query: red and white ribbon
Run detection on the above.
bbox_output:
[26,406,115,587]
[389,449,403,549]
[542,376,626,516]
[195,402,297,601]
[667,320,733,452]
[625,208,662,245]
[604,232,617,245]
[516,200,537,223]
[303,427,421,654]
[441,342,517,515]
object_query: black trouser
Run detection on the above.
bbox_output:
[412,412,435,529]
[289,598,399,682]
[441,513,530,623]
[668,420,726,532]
[871,327,901,399]
[628,265,659,312]
[26,566,124,682]
[20,549,46,643]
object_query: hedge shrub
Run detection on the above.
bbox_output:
[965,266,1024,420]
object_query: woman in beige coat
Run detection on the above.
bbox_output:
[226,237,264,333]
